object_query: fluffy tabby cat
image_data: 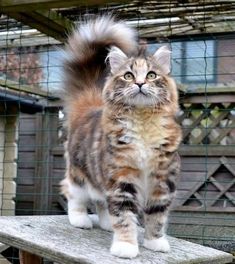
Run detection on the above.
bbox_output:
[61,16,182,259]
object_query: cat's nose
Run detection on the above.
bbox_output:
[136,82,145,88]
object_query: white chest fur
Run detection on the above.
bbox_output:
[118,113,168,171]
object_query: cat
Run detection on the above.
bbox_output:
[61,16,182,259]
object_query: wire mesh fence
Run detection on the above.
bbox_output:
[0,1,235,263]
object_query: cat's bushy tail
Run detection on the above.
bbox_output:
[63,16,136,96]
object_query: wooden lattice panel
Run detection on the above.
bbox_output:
[175,157,235,212]
[179,102,235,146]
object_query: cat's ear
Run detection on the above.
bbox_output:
[107,47,127,73]
[153,46,171,75]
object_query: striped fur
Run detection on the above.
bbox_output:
[61,16,182,259]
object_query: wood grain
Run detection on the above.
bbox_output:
[0,0,129,12]
[0,215,232,264]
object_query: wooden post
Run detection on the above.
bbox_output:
[34,107,59,214]
[19,250,42,264]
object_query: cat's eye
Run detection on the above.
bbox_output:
[146,71,157,80]
[124,72,134,81]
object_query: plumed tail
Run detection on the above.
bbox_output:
[63,16,136,96]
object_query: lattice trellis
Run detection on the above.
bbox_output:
[175,157,235,211]
[179,101,235,146]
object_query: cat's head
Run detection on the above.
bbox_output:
[103,46,179,114]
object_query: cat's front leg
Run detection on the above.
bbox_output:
[67,183,93,229]
[143,155,180,253]
[96,201,112,231]
[107,170,140,259]
[143,200,171,252]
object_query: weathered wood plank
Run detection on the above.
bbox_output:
[15,169,34,185]
[174,206,235,213]
[34,110,59,213]
[180,86,235,94]
[169,212,235,227]
[18,152,36,169]
[8,10,73,42]
[0,79,57,99]
[0,0,129,12]
[179,145,235,156]
[181,157,219,172]
[182,94,235,104]
[0,215,232,264]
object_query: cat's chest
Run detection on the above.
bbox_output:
[119,115,167,145]
[118,116,168,169]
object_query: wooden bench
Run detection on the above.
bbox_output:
[0,215,233,264]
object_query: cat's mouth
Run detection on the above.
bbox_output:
[127,92,156,107]
[122,86,164,107]
[132,89,148,97]
[139,90,148,96]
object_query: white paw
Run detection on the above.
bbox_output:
[89,214,99,227]
[143,236,170,252]
[110,241,139,259]
[99,217,112,231]
[96,205,112,231]
[68,212,93,229]
[89,214,112,231]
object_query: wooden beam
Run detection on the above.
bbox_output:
[174,206,235,213]
[8,10,74,42]
[0,79,59,99]
[182,94,235,104]
[34,109,59,214]
[0,0,129,12]
[138,20,235,38]
[179,86,235,94]
[179,145,235,156]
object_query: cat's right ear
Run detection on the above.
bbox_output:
[153,46,171,75]
[107,47,127,74]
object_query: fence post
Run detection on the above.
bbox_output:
[34,107,59,214]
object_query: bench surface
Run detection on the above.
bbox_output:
[0,215,232,264]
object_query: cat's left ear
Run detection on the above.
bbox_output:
[153,46,171,75]
[107,46,128,74]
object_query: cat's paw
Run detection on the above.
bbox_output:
[68,212,93,229]
[89,214,112,231]
[110,241,139,258]
[99,217,112,231]
[143,236,170,252]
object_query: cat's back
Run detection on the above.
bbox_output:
[67,103,104,173]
